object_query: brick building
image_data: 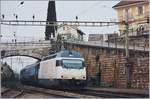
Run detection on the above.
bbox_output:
[113,0,149,36]
[112,0,149,48]
[57,24,85,42]
[88,33,118,42]
[88,34,104,42]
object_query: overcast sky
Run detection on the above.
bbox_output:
[1,0,119,42]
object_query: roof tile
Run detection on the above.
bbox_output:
[113,0,148,8]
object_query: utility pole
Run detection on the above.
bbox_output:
[125,9,131,88]
[0,33,2,67]
[125,22,129,58]
[125,9,129,58]
[0,0,2,68]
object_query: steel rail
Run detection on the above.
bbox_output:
[22,85,98,98]
[1,89,24,98]
[69,88,149,98]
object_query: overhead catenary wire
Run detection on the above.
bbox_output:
[76,1,102,17]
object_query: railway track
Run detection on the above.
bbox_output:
[1,88,24,98]
[2,81,98,98]
[2,81,148,98]
[70,88,149,98]
[21,85,98,98]
[22,85,148,98]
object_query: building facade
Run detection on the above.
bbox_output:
[113,0,149,36]
[56,25,85,42]
[88,34,104,42]
[88,33,118,42]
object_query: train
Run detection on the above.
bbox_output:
[20,50,87,89]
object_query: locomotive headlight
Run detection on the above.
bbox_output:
[82,76,86,80]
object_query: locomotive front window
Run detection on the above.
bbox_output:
[62,60,83,69]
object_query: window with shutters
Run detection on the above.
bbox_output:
[138,5,143,16]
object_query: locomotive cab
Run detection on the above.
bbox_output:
[55,50,86,88]
[20,50,87,89]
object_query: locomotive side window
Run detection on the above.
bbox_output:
[56,60,62,66]
[62,59,84,69]
[82,61,85,67]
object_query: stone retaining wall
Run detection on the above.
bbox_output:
[66,43,149,89]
